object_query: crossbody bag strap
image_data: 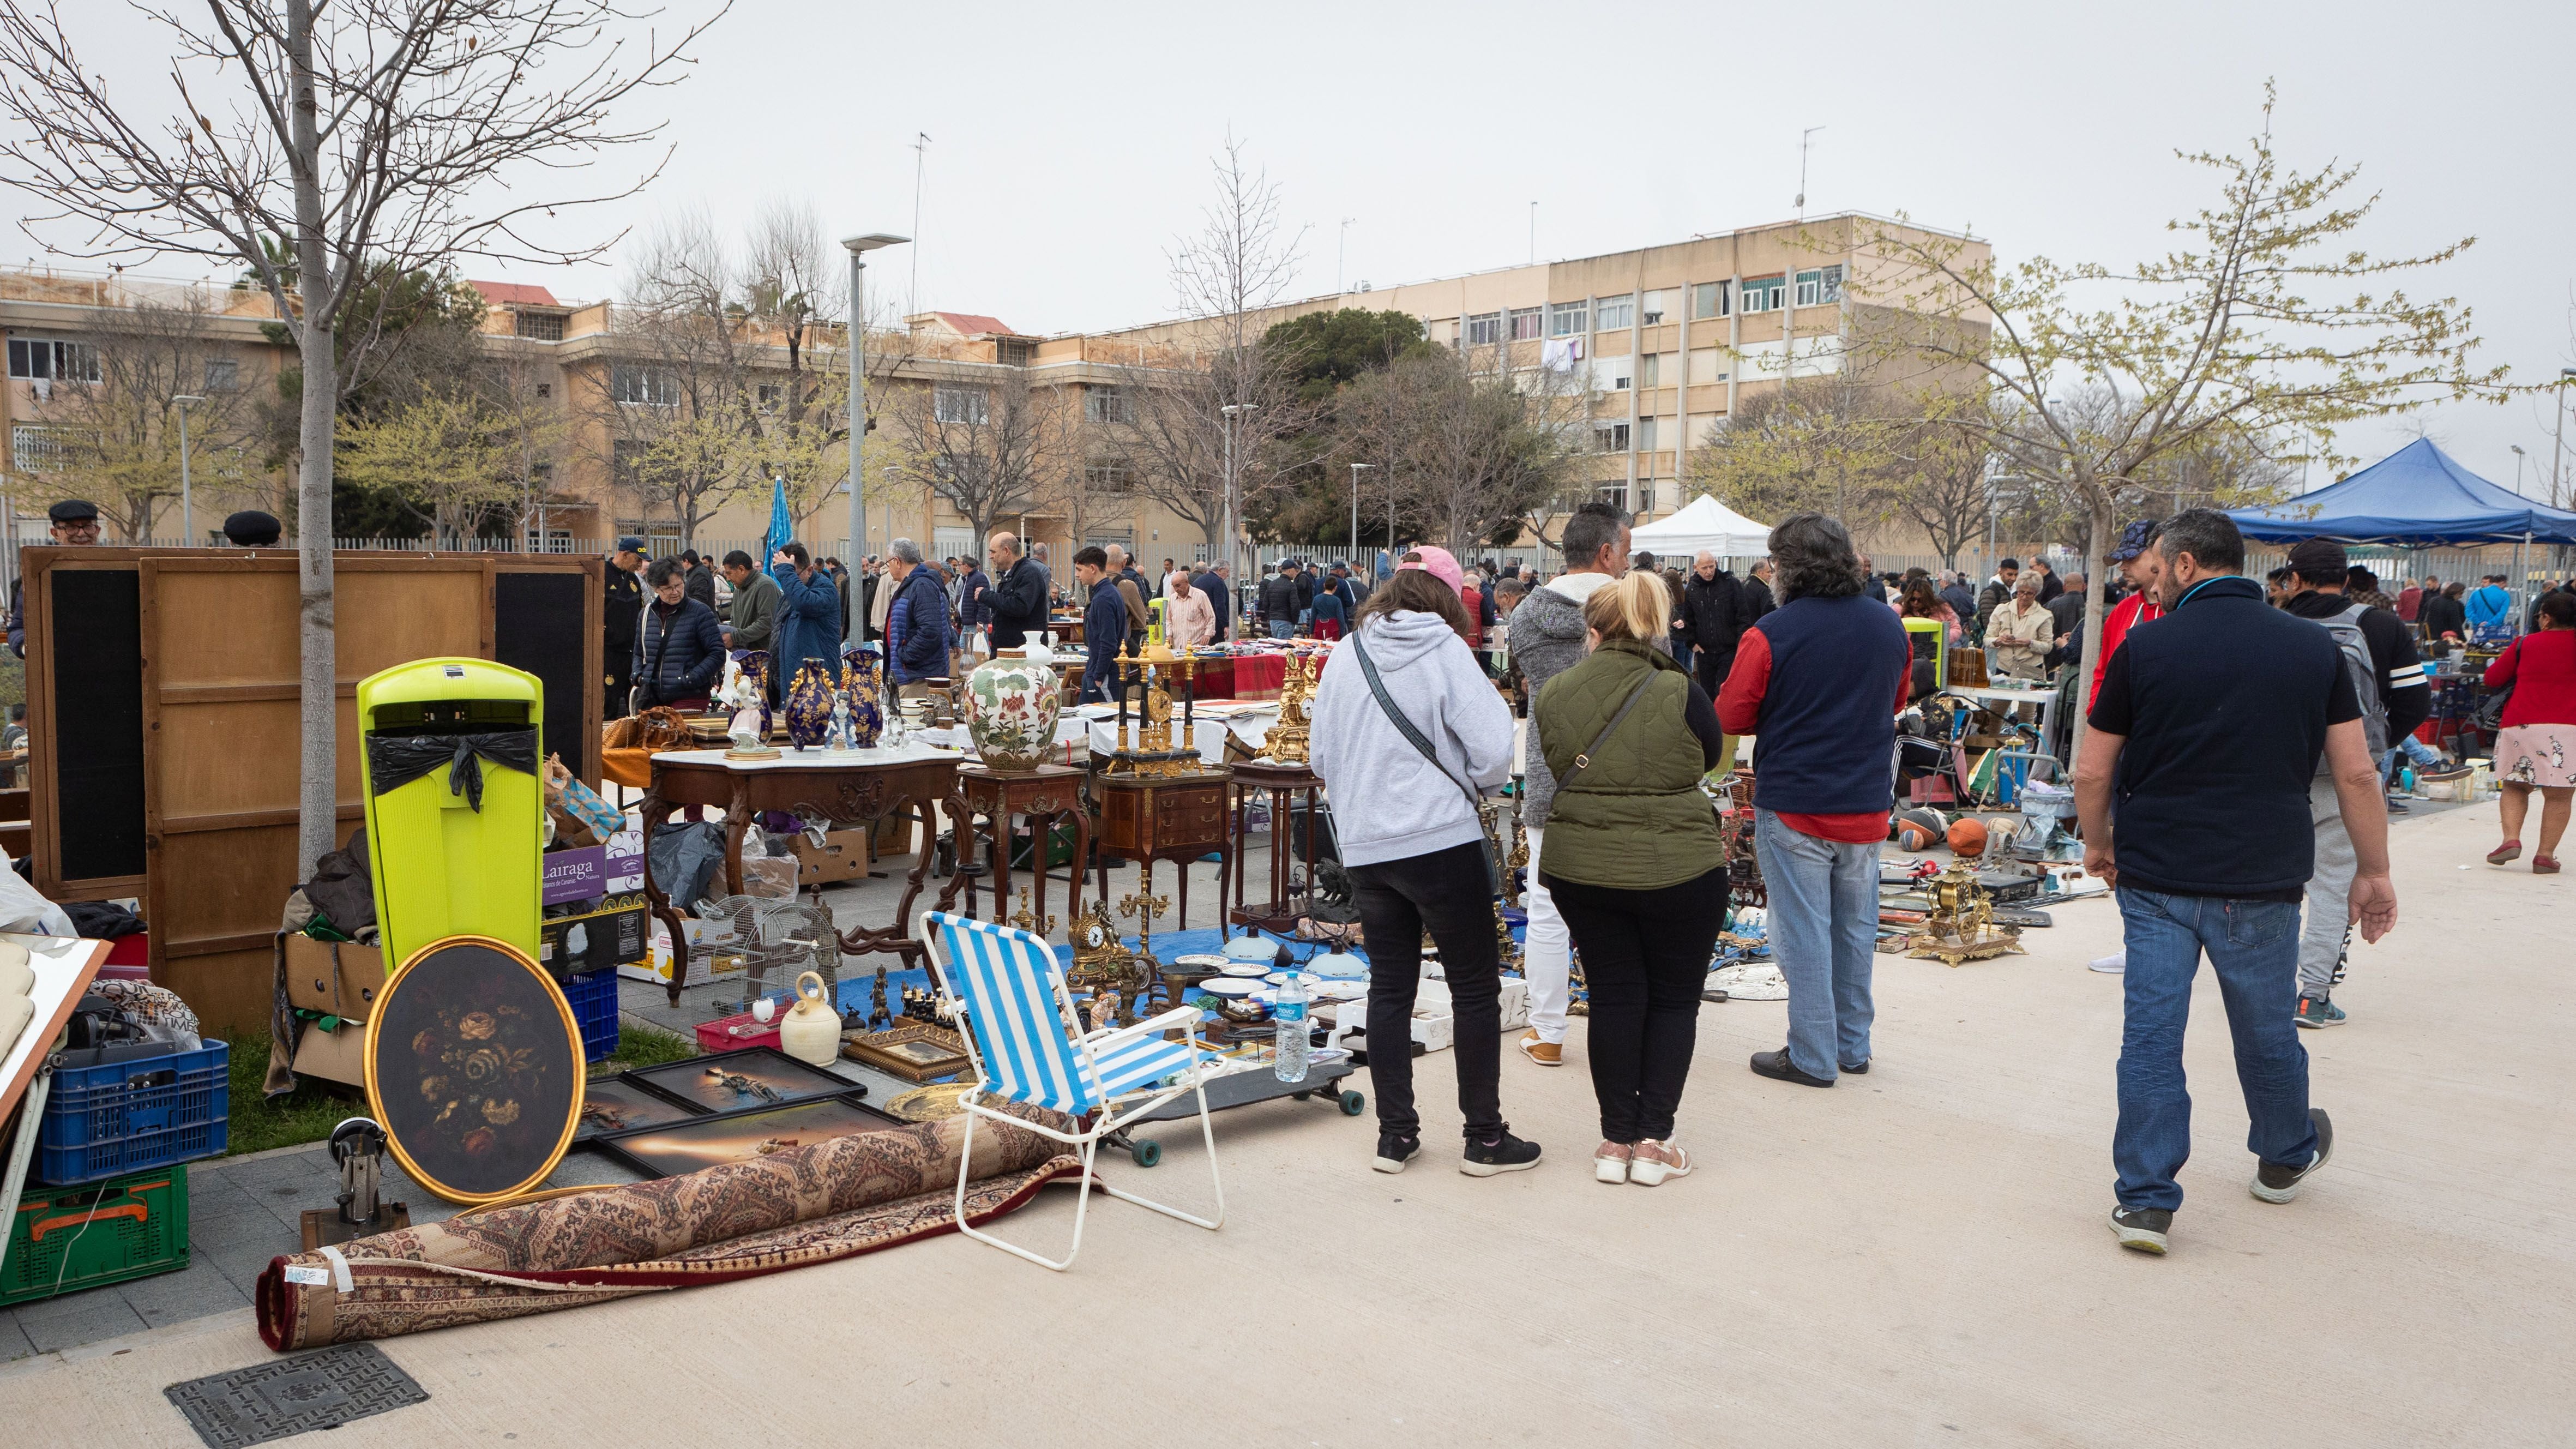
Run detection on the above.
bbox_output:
[1562,672,1659,789]
[1348,632,1478,812]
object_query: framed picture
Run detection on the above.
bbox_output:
[839,1022,972,1083]
[364,936,585,1205]
[592,1093,904,1179]
[624,1046,860,1115]
[574,1077,701,1143]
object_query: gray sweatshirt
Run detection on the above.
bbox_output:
[1515,570,1616,829]
[1310,609,1516,868]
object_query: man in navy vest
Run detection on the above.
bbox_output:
[1718,513,1911,1089]
[2074,509,2397,1256]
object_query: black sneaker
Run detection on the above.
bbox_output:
[2109,1205,2172,1254]
[1840,1059,1870,1075]
[2251,1108,2334,1203]
[2385,796,2411,815]
[1460,1128,1543,1176]
[1371,1130,1421,1175]
[1750,1048,1835,1087]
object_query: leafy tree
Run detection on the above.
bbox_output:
[1263,308,1433,404]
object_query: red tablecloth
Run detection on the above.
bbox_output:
[1198,653,1285,701]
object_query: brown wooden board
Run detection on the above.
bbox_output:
[22,549,602,1038]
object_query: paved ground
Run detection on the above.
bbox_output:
[3,798,2566,1446]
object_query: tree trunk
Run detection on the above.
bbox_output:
[2066,477,2115,769]
[289,0,338,878]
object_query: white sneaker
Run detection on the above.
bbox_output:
[2089,949,2127,973]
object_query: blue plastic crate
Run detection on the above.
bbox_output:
[38,1041,230,1186]
[565,969,620,1064]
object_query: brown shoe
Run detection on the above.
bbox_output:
[1630,1139,1694,1186]
[1518,1031,1562,1066]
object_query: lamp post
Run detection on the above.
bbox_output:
[2513,444,2528,497]
[170,393,204,543]
[2555,368,2576,513]
[840,232,909,577]
[1220,402,1259,587]
[1347,462,1373,564]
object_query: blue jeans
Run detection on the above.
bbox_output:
[2114,887,2319,1211]
[2382,736,2441,784]
[1752,810,1878,1079]
[1267,620,1293,639]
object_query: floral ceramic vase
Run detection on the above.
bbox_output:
[966,652,1061,772]
[784,659,836,750]
[845,653,885,749]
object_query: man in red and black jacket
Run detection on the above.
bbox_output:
[1718,513,1911,1090]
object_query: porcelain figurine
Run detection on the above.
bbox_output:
[828,692,853,751]
[783,658,836,750]
[717,656,776,757]
[965,649,1061,773]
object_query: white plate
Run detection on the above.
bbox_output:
[1217,962,1271,978]
[1169,954,1231,972]
[1197,977,1261,997]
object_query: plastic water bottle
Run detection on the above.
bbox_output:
[1273,969,1310,1084]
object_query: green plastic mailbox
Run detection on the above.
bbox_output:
[356,658,545,970]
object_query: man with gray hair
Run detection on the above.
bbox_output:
[882,538,950,689]
[1510,499,1632,1068]
[1676,548,1747,702]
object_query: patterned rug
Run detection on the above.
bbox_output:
[257,1101,1081,1351]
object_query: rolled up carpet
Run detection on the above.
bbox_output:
[258,1100,1080,1351]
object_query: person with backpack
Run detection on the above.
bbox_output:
[2279,539,2429,1029]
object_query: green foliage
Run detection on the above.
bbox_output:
[330,478,429,538]
[589,1021,694,1078]
[226,1032,364,1156]
[1263,309,1433,404]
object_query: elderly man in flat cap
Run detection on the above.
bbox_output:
[8,500,101,659]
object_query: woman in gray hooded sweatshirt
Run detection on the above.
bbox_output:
[1310,568,1532,1177]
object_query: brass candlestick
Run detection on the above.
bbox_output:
[1266,651,1317,765]
[1012,886,1057,940]
[1117,887,1171,973]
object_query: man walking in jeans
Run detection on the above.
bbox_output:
[1718,513,1911,1087]
[2074,510,2398,1255]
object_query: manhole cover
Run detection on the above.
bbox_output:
[164,1343,428,1448]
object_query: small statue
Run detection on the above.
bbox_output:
[717,657,776,758]
[829,690,853,751]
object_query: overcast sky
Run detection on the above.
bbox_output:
[29,0,2576,495]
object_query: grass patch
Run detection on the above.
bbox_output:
[226,1031,367,1157]
[588,1020,695,1078]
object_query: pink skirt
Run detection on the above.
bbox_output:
[2495,723,2576,788]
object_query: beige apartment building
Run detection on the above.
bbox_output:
[0,210,1984,566]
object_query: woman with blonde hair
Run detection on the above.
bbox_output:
[1531,568,1730,1186]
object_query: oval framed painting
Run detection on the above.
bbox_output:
[363,935,584,1205]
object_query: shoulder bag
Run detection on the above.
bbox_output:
[1347,631,1503,893]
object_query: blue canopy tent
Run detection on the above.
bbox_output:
[2230,440,2576,624]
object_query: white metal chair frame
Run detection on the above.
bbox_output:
[920,910,1225,1272]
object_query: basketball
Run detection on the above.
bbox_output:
[1895,809,1946,852]
[1948,817,1990,856]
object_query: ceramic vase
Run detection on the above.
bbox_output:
[965,652,1061,772]
[847,654,885,749]
[784,659,836,750]
[778,970,842,1066]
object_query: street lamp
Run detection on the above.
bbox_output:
[2555,368,2576,512]
[1220,403,1259,586]
[1347,462,1373,564]
[841,232,909,617]
[2512,443,2527,497]
[170,394,204,543]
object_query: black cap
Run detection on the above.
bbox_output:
[46,499,98,525]
[2109,519,2160,562]
[615,536,646,552]
[2286,538,2348,580]
[221,509,281,546]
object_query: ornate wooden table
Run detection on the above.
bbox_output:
[956,763,1091,934]
[1226,759,1323,939]
[1090,766,1232,935]
[637,745,970,1007]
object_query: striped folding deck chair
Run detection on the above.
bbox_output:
[922,910,1225,1271]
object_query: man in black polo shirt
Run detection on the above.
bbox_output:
[2073,509,2397,1257]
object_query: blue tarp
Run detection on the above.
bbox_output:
[2228,439,2576,546]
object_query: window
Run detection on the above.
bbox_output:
[525,528,573,554]
[535,382,551,399]
[756,383,782,410]
[7,339,99,382]
[1084,386,1131,424]
[1594,422,1630,453]
[1821,263,1844,303]
[1638,353,1660,389]
[1083,463,1134,492]
[1547,299,1588,337]
[1594,294,1634,332]
[611,438,648,484]
[513,310,565,341]
[1637,416,1659,452]
[610,364,677,406]
[1741,276,1785,313]
[1464,312,1502,347]
[1638,482,1656,514]
[995,338,1033,366]
[1641,290,1670,325]
[934,385,989,424]
[1690,280,1730,320]
[10,423,86,471]
[1508,306,1543,341]
[203,357,240,392]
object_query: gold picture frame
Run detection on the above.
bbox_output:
[362,934,584,1206]
[839,1021,972,1083]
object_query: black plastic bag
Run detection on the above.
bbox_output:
[364,729,538,813]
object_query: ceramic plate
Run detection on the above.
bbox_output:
[1169,954,1231,972]
[1196,978,1260,998]
[1217,962,1271,978]
[1308,981,1367,1002]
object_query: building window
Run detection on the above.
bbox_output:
[610,365,677,406]
[7,339,99,382]
[1691,280,1730,320]
[203,357,240,392]
[1641,290,1670,325]
[611,438,648,484]
[1595,482,1629,508]
[1637,416,1659,452]
[934,385,990,425]
[1083,463,1133,492]
[1741,276,1785,313]
[10,423,86,470]
[1547,299,1588,337]
[514,310,565,341]
[1638,353,1660,389]
[756,383,782,410]
[1594,294,1634,332]
[1508,306,1543,341]
[1594,422,1630,453]
[1821,263,1845,303]
[1084,385,1131,424]
[535,382,551,399]
[995,338,1033,366]
[1464,312,1502,347]
[525,528,573,554]
[1789,267,1843,306]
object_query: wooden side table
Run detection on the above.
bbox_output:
[1090,767,1232,934]
[1227,759,1323,939]
[957,763,1090,934]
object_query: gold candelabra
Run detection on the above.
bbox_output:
[1265,651,1319,766]
[1108,636,1204,778]
[1011,886,1057,940]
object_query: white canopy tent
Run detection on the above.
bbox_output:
[1626,494,1773,560]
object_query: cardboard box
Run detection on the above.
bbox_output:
[538,891,650,977]
[541,832,646,905]
[791,829,873,887]
[284,934,389,1019]
[291,1018,369,1087]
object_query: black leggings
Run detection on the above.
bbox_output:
[1349,840,1504,1141]
[1544,866,1728,1143]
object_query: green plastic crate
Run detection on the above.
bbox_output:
[1,1165,190,1307]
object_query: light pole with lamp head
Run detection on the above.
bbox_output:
[1347,462,1372,565]
[2512,443,2527,497]
[1220,402,1259,587]
[170,393,204,543]
[840,233,910,575]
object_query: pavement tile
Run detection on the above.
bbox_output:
[0,1313,35,1362]
[9,1284,147,1354]
[123,1259,248,1329]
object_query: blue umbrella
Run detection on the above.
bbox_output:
[762,474,791,564]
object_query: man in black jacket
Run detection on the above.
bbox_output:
[1191,562,1231,642]
[984,531,1051,650]
[680,549,717,610]
[1259,561,1303,638]
[1741,560,1776,623]
[1676,549,1745,699]
[603,536,645,720]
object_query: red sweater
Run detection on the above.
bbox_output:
[2485,629,2576,729]
[2090,591,2163,705]
[1718,623,1910,843]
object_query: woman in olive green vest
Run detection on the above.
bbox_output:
[1533,569,1730,1186]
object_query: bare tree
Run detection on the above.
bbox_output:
[1685,374,1903,530]
[743,199,855,534]
[0,0,721,869]
[594,212,762,548]
[22,292,260,540]
[882,370,1066,552]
